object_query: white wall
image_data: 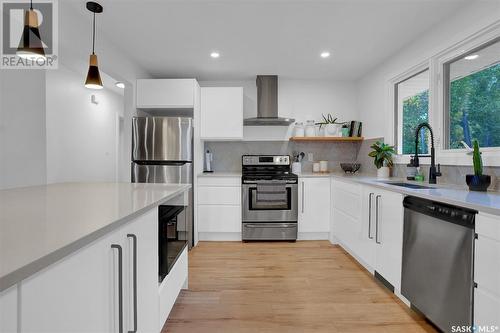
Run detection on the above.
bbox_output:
[357,1,500,141]
[0,70,47,189]
[46,66,123,183]
[0,1,149,189]
[200,79,358,140]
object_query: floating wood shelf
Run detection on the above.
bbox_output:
[289,136,364,142]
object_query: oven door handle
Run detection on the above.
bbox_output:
[244,224,297,228]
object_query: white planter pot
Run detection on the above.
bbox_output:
[377,166,390,179]
[324,124,340,136]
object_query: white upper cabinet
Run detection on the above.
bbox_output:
[298,177,331,238]
[136,79,196,109]
[201,87,243,140]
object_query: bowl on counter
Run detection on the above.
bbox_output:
[340,163,361,174]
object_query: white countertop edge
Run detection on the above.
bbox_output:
[198,172,242,177]
[0,184,191,292]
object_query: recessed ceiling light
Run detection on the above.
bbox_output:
[115,82,125,89]
[464,54,479,60]
[210,52,220,58]
[320,51,331,58]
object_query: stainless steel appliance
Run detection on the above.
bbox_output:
[241,155,298,240]
[401,196,476,332]
[158,205,187,282]
[131,116,193,248]
[243,76,295,126]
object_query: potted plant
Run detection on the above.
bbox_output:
[317,114,343,136]
[466,140,491,191]
[369,141,395,179]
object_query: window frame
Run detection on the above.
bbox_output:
[393,66,431,156]
[390,21,500,166]
[436,23,500,166]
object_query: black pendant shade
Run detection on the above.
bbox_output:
[16,9,46,59]
[85,2,103,90]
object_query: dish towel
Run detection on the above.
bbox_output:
[256,180,287,205]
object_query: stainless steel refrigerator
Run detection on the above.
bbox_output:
[131,116,193,248]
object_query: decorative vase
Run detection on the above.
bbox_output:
[377,166,390,179]
[324,124,339,136]
[466,175,491,192]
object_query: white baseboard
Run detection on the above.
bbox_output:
[198,232,241,241]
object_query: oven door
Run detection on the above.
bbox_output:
[242,183,298,222]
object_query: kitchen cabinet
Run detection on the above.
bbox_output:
[474,212,500,327]
[332,181,404,291]
[197,176,242,241]
[201,87,243,140]
[136,79,197,109]
[298,177,330,239]
[371,187,404,291]
[0,285,17,333]
[20,208,159,333]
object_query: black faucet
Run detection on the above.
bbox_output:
[411,122,441,184]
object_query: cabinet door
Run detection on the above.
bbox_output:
[198,205,241,232]
[201,87,243,140]
[474,287,500,327]
[21,231,126,333]
[299,178,330,234]
[136,79,195,109]
[0,285,17,333]
[124,209,159,333]
[357,186,377,269]
[374,189,404,291]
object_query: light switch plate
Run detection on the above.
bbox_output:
[307,152,314,161]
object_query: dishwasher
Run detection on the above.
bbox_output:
[401,196,476,332]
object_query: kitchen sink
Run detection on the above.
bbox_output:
[382,182,434,190]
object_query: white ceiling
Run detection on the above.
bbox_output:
[70,0,470,81]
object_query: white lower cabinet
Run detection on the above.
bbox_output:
[0,285,17,333]
[19,208,159,333]
[474,212,500,327]
[332,180,403,291]
[197,176,242,241]
[298,177,331,239]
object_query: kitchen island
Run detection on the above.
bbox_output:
[0,182,191,333]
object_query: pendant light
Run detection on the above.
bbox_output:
[16,0,46,60]
[85,1,103,90]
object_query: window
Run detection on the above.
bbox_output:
[395,69,430,155]
[444,38,500,149]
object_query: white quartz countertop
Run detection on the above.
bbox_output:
[0,182,190,292]
[198,172,241,178]
[324,172,500,216]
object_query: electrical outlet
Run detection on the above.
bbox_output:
[307,152,314,161]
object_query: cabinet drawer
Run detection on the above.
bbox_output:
[477,212,500,241]
[198,177,241,187]
[332,184,361,220]
[198,206,241,232]
[332,179,361,196]
[198,186,241,205]
[475,236,500,297]
[474,287,500,327]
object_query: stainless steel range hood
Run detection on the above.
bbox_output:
[243,75,295,126]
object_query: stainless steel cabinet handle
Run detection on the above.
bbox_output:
[375,195,381,244]
[301,181,305,213]
[245,224,297,228]
[127,234,138,333]
[111,244,123,333]
[368,193,374,239]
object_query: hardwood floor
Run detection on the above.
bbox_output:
[162,241,437,333]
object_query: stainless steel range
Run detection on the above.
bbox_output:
[241,155,298,241]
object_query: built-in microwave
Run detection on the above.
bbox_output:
[158,205,188,283]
